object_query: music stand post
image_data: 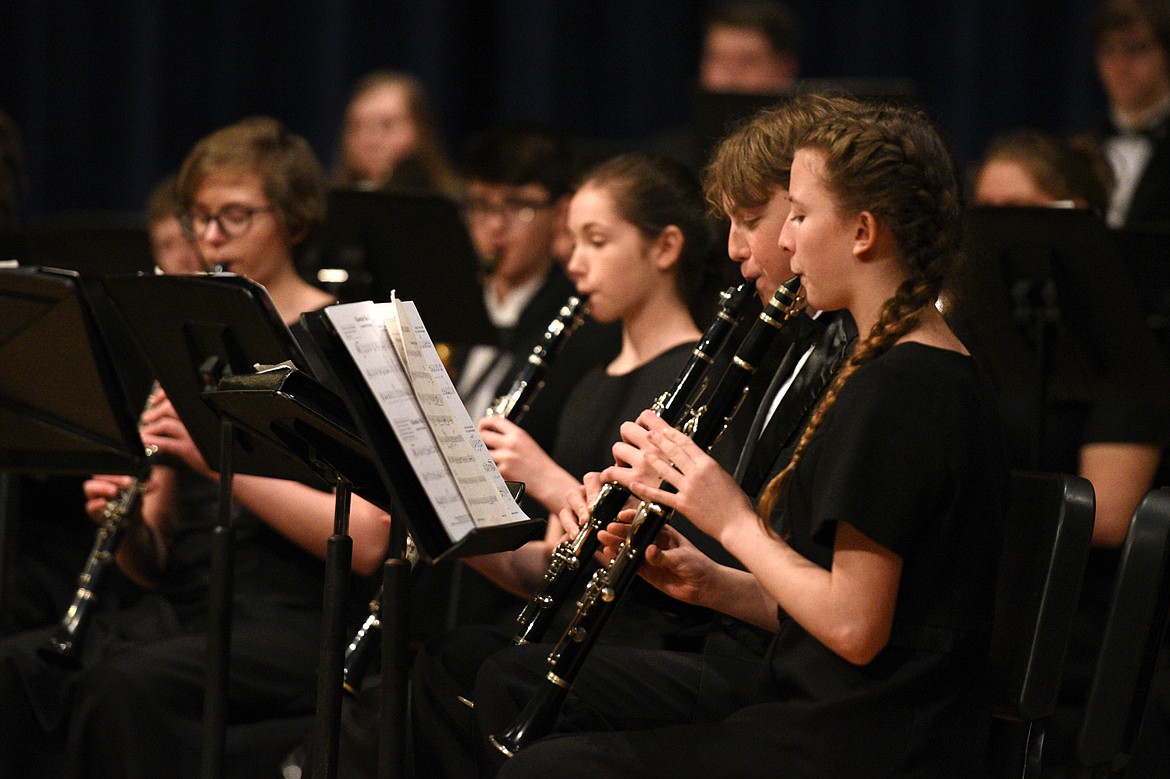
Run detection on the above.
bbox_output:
[0,265,153,640]
[201,417,235,779]
[317,478,351,778]
[300,307,543,779]
[102,272,336,779]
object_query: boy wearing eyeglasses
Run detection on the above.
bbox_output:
[0,117,392,779]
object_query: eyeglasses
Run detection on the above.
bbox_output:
[178,205,275,239]
[464,196,552,226]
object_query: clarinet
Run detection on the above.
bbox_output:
[490,277,804,757]
[485,295,589,421]
[38,383,161,667]
[511,281,755,647]
[339,295,589,697]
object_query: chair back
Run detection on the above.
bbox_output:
[991,470,1095,722]
[1077,487,1170,773]
[987,470,1095,778]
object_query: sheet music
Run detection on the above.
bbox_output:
[323,301,523,544]
[387,297,524,527]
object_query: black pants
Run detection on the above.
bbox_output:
[410,624,761,779]
[0,594,320,779]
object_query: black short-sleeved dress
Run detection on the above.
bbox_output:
[493,342,1007,779]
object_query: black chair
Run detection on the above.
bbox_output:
[989,470,1096,778]
[1076,487,1170,777]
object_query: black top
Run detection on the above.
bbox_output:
[164,469,329,624]
[551,341,695,480]
[761,343,1007,775]
[547,341,724,648]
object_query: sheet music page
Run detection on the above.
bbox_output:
[386,297,525,527]
[324,301,478,542]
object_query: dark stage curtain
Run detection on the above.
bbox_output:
[0,0,1104,221]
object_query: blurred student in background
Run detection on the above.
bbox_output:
[145,174,203,275]
[332,70,462,200]
[1093,0,1170,228]
[699,0,800,95]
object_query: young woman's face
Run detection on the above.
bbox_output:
[725,187,793,303]
[565,183,662,324]
[343,83,420,184]
[187,168,293,287]
[781,149,858,312]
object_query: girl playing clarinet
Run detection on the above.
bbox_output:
[473,98,1008,779]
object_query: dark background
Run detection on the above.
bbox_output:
[1,0,1106,221]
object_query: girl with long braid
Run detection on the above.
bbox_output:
[478,101,1008,778]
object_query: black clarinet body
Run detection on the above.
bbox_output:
[339,295,589,697]
[510,281,755,646]
[39,384,160,667]
[485,295,588,423]
[490,277,804,757]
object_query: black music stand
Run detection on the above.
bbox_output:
[200,363,388,779]
[10,219,154,276]
[102,272,334,779]
[0,265,153,643]
[105,273,537,779]
[949,206,1170,471]
[687,78,920,175]
[0,266,152,474]
[300,306,543,779]
[298,189,493,346]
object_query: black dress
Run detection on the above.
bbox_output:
[481,343,1007,779]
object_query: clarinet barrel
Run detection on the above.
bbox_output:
[486,295,589,423]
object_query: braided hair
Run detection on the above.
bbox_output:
[757,103,964,520]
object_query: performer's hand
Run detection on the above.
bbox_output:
[637,524,720,607]
[563,479,592,528]
[140,390,214,480]
[82,474,155,525]
[563,471,612,523]
[550,505,580,547]
[596,511,634,564]
[609,410,659,480]
[604,414,754,544]
[478,416,557,489]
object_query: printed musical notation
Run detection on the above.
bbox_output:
[324,299,526,544]
[390,297,519,528]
